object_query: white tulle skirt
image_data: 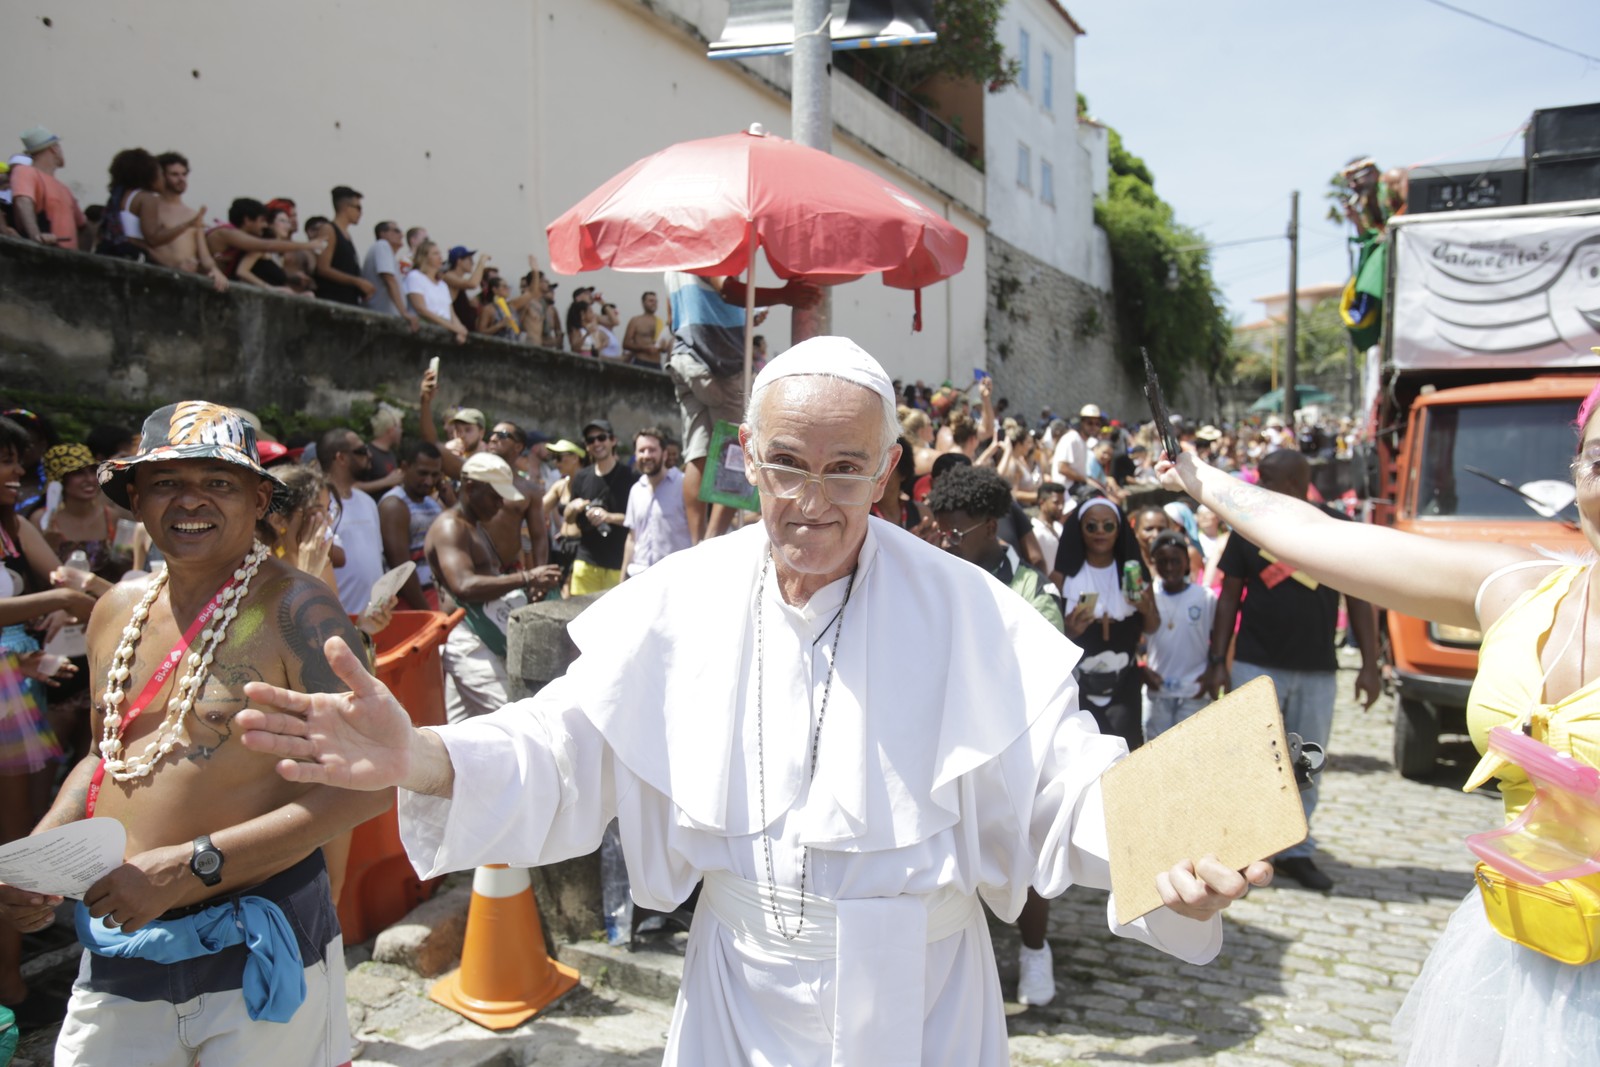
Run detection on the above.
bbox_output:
[1393,886,1600,1065]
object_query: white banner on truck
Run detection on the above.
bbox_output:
[1392,211,1600,370]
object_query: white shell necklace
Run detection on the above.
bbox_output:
[98,540,270,781]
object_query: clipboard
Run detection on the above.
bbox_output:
[1101,676,1307,926]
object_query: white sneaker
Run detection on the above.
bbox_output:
[1016,941,1056,1007]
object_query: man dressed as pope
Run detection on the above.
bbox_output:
[239,336,1270,1065]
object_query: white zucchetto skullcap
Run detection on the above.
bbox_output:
[750,336,896,406]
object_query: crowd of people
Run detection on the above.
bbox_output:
[0,125,706,366]
[0,345,1372,1024]
[2,301,1594,1067]
[6,122,1512,1067]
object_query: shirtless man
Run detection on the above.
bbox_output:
[483,421,548,569]
[0,402,388,1065]
[424,453,560,722]
[146,152,229,291]
[206,197,323,282]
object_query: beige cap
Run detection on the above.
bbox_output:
[1078,403,1102,419]
[449,407,487,428]
[460,452,524,502]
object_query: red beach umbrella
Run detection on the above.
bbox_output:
[547,124,968,390]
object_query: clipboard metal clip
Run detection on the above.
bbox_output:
[1287,733,1325,792]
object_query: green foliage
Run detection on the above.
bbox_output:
[856,0,1019,91]
[1226,297,1360,394]
[0,389,157,445]
[1093,126,1232,385]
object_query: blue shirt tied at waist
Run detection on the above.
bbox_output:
[75,895,305,1022]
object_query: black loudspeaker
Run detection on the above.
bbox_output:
[1528,103,1600,163]
[1527,155,1600,205]
[1408,159,1526,214]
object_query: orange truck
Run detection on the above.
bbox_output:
[1362,199,1600,778]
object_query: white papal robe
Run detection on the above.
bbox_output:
[399,518,1223,1066]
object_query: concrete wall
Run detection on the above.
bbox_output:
[0,0,986,388]
[984,231,1216,427]
[0,237,677,442]
[984,0,1108,291]
[985,232,1135,424]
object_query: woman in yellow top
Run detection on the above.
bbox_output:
[1158,387,1600,1067]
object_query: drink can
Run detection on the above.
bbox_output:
[1122,559,1144,600]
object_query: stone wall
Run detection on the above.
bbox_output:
[984,233,1214,431]
[0,237,677,442]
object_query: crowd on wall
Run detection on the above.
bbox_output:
[0,124,735,367]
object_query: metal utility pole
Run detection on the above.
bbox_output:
[1283,190,1299,425]
[790,0,832,342]
[1343,237,1359,411]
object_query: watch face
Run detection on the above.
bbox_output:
[195,851,222,876]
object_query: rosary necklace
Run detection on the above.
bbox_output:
[99,540,269,781]
[754,549,855,940]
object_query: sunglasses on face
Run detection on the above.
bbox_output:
[351,446,369,455]
[937,519,988,546]
[1081,519,1119,534]
[489,430,518,441]
[585,434,611,444]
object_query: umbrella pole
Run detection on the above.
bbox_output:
[743,228,758,407]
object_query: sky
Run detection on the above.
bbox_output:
[1066,0,1600,322]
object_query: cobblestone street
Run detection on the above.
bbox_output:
[999,653,1497,1066]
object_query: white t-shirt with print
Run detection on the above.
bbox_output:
[1147,582,1217,699]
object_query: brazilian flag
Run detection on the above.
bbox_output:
[1340,233,1384,350]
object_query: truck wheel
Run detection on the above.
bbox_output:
[1394,696,1440,780]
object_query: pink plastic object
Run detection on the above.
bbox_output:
[1467,726,1600,884]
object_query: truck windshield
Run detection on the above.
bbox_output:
[1415,400,1576,519]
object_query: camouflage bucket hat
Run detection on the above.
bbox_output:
[97,401,289,511]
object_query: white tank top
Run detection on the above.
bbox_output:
[119,189,144,240]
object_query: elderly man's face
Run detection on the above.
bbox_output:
[742,377,896,590]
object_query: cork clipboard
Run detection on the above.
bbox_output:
[1102,676,1307,926]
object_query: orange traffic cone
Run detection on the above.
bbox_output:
[429,864,580,1029]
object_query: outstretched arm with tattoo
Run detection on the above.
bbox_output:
[1159,454,1534,629]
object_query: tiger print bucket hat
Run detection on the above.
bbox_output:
[97,401,289,511]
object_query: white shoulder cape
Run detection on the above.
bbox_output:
[563,517,1084,851]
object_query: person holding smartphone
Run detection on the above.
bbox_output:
[1052,498,1157,752]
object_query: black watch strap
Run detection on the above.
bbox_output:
[190,834,225,887]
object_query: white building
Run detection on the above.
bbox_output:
[0,0,987,387]
[986,0,1111,291]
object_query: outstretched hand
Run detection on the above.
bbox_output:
[1155,453,1207,499]
[237,635,416,791]
[1157,855,1273,921]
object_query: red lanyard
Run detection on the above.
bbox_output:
[85,576,239,817]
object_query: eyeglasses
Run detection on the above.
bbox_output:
[1081,519,1119,534]
[350,446,370,455]
[937,519,988,546]
[585,434,611,444]
[749,459,880,507]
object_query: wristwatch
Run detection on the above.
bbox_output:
[1207,652,1227,667]
[190,835,225,887]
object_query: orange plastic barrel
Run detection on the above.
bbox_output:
[336,608,464,942]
